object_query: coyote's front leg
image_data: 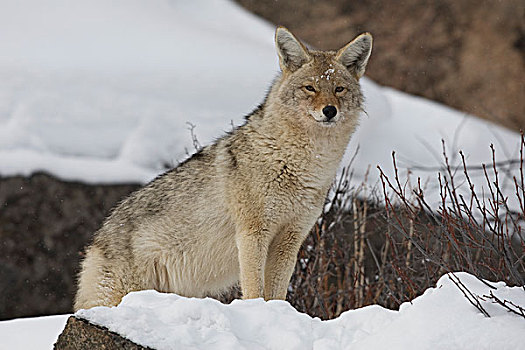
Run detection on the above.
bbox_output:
[236,229,271,299]
[263,228,306,300]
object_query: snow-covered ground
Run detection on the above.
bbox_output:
[77,273,525,350]
[1,273,524,349]
[0,0,524,349]
[0,314,70,349]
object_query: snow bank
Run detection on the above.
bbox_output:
[76,273,524,350]
[0,0,277,184]
[0,277,522,349]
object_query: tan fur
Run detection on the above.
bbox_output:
[74,27,373,310]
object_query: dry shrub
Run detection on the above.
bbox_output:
[287,137,525,320]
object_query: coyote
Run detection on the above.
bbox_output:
[75,27,372,310]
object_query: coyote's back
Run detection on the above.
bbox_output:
[75,26,373,310]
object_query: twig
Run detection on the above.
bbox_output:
[484,290,525,319]
[448,273,490,318]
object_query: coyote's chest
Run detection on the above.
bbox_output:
[262,155,333,216]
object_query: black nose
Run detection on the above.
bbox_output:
[322,105,337,120]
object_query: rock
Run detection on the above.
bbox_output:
[54,316,151,350]
[235,0,525,131]
[0,173,139,320]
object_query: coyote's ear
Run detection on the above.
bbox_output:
[275,26,311,72]
[336,33,373,78]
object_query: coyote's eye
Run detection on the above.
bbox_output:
[335,86,345,93]
[304,85,316,92]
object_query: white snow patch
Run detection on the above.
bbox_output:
[72,273,524,350]
[0,0,277,184]
[0,314,69,350]
[322,67,335,80]
[1,274,523,349]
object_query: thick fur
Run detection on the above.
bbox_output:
[75,27,373,310]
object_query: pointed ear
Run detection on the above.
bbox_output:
[335,33,373,78]
[275,26,311,72]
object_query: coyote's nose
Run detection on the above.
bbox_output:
[322,105,337,120]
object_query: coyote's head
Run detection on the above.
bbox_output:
[272,27,372,127]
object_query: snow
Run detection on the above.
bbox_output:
[344,81,521,208]
[2,273,521,350]
[76,273,525,349]
[0,0,277,184]
[0,314,69,349]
